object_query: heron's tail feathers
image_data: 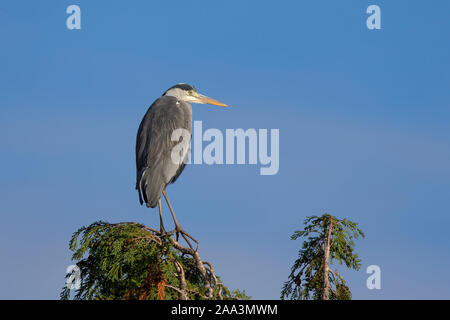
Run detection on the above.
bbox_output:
[137,167,164,208]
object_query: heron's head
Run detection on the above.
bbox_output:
[163,83,228,107]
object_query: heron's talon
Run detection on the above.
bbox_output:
[168,226,198,250]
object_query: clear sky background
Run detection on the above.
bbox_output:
[0,1,449,299]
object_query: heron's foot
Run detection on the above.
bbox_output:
[169,226,198,251]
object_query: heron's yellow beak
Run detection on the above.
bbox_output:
[196,94,228,107]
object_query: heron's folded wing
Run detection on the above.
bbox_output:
[135,96,191,206]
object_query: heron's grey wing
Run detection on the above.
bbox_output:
[135,96,191,207]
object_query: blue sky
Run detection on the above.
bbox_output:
[0,0,449,299]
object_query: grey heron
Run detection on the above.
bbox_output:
[135,83,227,247]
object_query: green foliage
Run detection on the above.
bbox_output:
[281,214,364,300]
[61,221,249,300]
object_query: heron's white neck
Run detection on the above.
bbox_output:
[164,88,189,101]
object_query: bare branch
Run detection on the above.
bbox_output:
[174,261,188,300]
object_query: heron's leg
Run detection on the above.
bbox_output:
[158,198,165,235]
[162,189,198,249]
